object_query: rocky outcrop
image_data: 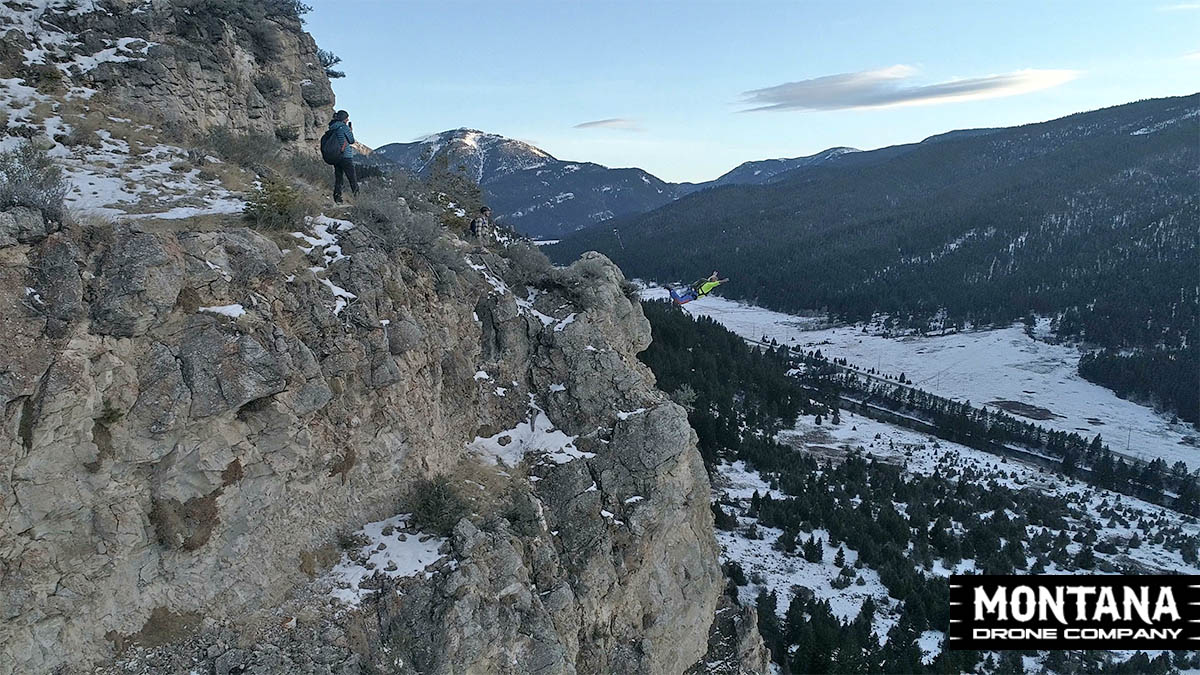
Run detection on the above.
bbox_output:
[0,0,336,148]
[687,594,773,675]
[0,200,722,674]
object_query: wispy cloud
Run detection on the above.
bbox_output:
[573,118,644,132]
[1158,2,1200,10]
[1184,49,1200,60]
[740,65,1080,113]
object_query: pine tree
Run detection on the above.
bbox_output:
[803,535,824,563]
[835,546,846,567]
[1074,544,1096,570]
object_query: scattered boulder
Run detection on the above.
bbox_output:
[0,206,50,247]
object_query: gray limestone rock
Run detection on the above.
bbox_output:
[30,232,83,337]
[179,325,287,418]
[127,343,191,439]
[0,207,49,247]
[89,227,184,337]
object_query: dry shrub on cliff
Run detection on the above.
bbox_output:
[287,151,332,188]
[407,475,469,536]
[243,179,315,230]
[620,279,641,303]
[149,492,221,551]
[0,141,68,223]
[62,113,103,148]
[499,240,553,287]
[205,128,280,169]
[20,63,63,94]
[351,182,441,250]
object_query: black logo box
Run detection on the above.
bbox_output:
[949,575,1200,650]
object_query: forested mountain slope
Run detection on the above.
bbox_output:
[552,95,1199,420]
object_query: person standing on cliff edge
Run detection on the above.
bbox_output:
[320,110,358,204]
[470,206,494,245]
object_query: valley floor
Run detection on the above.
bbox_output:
[643,285,1200,673]
[713,409,1200,671]
[640,285,1198,470]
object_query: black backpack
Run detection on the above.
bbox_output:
[320,128,345,165]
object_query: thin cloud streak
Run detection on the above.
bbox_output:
[741,66,1080,113]
[1158,2,1200,10]
[573,118,644,132]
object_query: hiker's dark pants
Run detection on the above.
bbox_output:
[333,157,358,201]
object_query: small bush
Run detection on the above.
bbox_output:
[22,63,63,93]
[0,142,68,223]
[253,73,284,99]
[288,151,330,187]
[62,117,103,148]
[620,278,641,303]
[243,179,312,230]
[407,475,469,536]
[274,125,300,142]
[499,241,553,286]
[205,128,280,168]
[351,184,442,252]
[318,48,345,79]
[356,163,385,181]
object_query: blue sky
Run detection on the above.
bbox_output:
[305,1,1198,183]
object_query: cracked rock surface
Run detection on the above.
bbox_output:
[0,203,723,674]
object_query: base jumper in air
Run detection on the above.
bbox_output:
[670,271,728,305]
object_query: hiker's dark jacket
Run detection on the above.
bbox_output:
[327,120,356,159]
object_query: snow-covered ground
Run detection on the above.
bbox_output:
[714,460,901,644]
[716,409,1200,667]
[467,394,596,468]
[325,513,450,607]
[0,3,250,223]
[640,285,1198,470]
[291,215,357,315]
[0,78,246,222]
[783,409,1200,577]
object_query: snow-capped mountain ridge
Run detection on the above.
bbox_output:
[373,128,555,184]
[369,129,857,237]
[370,128,678,237]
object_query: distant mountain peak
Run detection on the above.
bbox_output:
[408,128,554,160]
[691,146,861,191]
[369,129,675,237]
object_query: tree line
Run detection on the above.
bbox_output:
[555,95,1198,424]
[639,302,1199,674]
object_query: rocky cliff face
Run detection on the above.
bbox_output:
[0,0,335,147]
[0,3,756,673]
[0,198,723,673]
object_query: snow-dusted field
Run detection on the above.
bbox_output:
[714,409,1200,666]
[782,409,1200,577]
[640,285,1198,470]
[713,460,900,642]
[0,3,252,223]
